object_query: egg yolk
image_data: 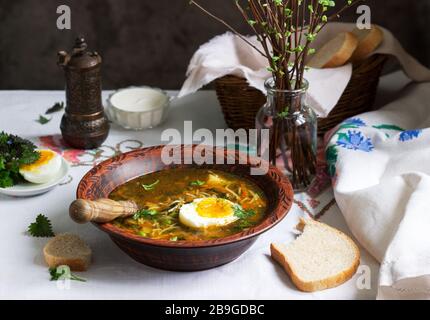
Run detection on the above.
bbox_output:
[196,198,234,218]
[20,150,56,171]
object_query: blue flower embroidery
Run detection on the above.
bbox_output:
[343,118,366,127]
[337,130,374,152]
[399,130,422,142]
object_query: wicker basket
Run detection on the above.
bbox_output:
[214,54,388,135]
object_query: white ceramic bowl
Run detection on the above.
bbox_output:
[107,86,170,130]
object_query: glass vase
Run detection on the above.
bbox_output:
[256,78,317,192]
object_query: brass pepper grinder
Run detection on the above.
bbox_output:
[58,36,110,149]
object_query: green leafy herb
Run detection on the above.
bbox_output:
[45,102,64,114]
[170,236,178,242]
[0,132,40,188]
[233,205,256,219]
[36,115,51,125]
[189,180,205,187]
[28,214,55,237]
[49,265,86,282]
[141,180,160,191]
[133,209,158,220]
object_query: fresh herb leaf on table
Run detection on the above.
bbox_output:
[0,132,40,188]
[49,265,86,282]
[28,214,55,237]
[36,115,52,125]
[45,102,64,114]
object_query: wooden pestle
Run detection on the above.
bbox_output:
[69,198,139,224]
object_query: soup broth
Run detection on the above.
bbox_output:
[109,168,268,241]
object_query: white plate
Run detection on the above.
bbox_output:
[0,158,70,197]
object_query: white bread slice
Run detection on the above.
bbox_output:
[307,32,358,69]
[271,218,360,292]
[350,25,384,63]
[43,233,92,271]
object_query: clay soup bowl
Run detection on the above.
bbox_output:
[76,145,293,271]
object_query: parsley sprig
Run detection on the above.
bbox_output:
[233,205,256,219]
[28,214,55,237]
[49,265,86,282]
[232,205,256,231]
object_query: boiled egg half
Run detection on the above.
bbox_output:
[19,149,62,184]
[179,197,239,229]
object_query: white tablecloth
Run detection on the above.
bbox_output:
[0,72,410,300]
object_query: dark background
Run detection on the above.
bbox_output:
[0,0,428,90]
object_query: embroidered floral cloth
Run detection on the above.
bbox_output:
[179,22,430,117]
[327,83,430,299]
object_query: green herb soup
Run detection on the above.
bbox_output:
[109,168,268,241]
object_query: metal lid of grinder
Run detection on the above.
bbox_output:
[58,36,102,70]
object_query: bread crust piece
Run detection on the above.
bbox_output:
[270,219,361,292]
[308,32,359,69]
[350,25,384,63]
[43,234,92,272]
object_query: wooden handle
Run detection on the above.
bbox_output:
[69,199,139,224]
